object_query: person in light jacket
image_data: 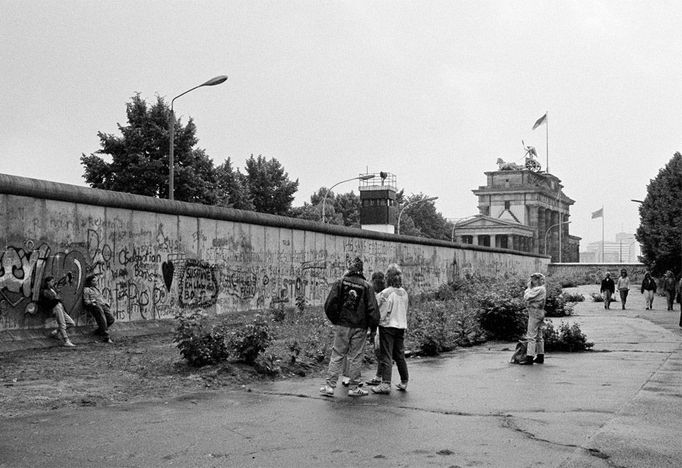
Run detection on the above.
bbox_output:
[519,272,547,365]
[372,264,410,393]
[616,269,630,310]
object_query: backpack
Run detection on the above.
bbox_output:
[510,341,528,364]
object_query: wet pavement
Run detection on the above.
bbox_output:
[1,284,681,467]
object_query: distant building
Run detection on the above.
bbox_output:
[453,166,580,262]
[580,232,640,263]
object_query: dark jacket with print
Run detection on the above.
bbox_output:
[39,288,62,310]
[324,272,380,330]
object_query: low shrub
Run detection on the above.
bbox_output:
[408,299,486,355]
[543,320,594,352]
[174,310,230,367]
[228,315,272,364]
[591,293,617,303]
[253,353,282,376]
[562,291,585,303]
[475,290,527,341]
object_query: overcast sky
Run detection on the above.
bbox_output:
[2,1,679,246]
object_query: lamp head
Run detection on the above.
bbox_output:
[202,75,228,87]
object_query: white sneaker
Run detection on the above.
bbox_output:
[319,385,334,397]
[348,387,368,397]
[63,340,76,347]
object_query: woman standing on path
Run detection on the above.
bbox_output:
[371,264,409,393]
[616,269,630,310]
[519,272,547,365]
[640,272,657,310]
[601,272,615,310]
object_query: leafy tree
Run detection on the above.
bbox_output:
[243,155,299,215]
[81,94,219,204]
[292,188,361,227]
[214,158,254,210]
[398,193,453,240]
[635,152,682,276]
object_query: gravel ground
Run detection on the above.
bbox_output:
[0,333,302,419]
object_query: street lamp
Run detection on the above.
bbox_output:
[544,220,571,258]
[397,197,438,235]
[321,174,375,223]
[169,75,228,200]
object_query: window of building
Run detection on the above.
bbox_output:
[461,235,473,244]
[478,235,490,247]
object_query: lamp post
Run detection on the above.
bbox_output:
[321,174,375,223]
[169,75,228,200]
[397,197,438,235]
[544,220,571,259]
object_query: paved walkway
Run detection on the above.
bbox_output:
[1,284,681,467]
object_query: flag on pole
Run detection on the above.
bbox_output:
[532,113,547,130]
[591,208,603,219]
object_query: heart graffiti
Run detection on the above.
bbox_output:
[161,261,174,291]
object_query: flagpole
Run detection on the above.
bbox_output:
[601,206,604,262]
[545,111,549,173]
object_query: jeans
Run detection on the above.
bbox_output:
[665,291,675,310]
[325,325,367,389]
[643,290,654,309]
[53,303,75,340]
[619,289,629,308]
[378,327,408,384]
[603,290,613,309]
[524,307,545,357]
[86,304,115,338]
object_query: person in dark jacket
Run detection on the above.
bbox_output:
[320,257,380,397]
[600,272,615,310]
[640,272,657,310]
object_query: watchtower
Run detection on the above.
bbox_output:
[359,172,397,233]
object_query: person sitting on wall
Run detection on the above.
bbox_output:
[40,276,76,347]
[83,274,115,343]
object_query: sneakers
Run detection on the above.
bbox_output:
[348,387,368,397]
[534,354,544,364]
[365,377,382,386]
[104,338,113,344]
[518,356,534,365]
[371,383,391,394]
[396,382,408,391]
[319,385,334,397]
[63,340,76,348]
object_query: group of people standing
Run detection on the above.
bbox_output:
[321,257,409,397]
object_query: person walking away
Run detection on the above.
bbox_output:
[600,272,615,310]
[640,272,657,310]
[40,276,76,347]
[662,270,677,311]
[519,272,547,365]
[320,257,379,397]
[616,269,630,310]
[372,265,409,394]
[83,274,116,343]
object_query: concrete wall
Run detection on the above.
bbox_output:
[548,263,648,284]
[0,174,548,333]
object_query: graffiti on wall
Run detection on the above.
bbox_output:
[0,202,546,333]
